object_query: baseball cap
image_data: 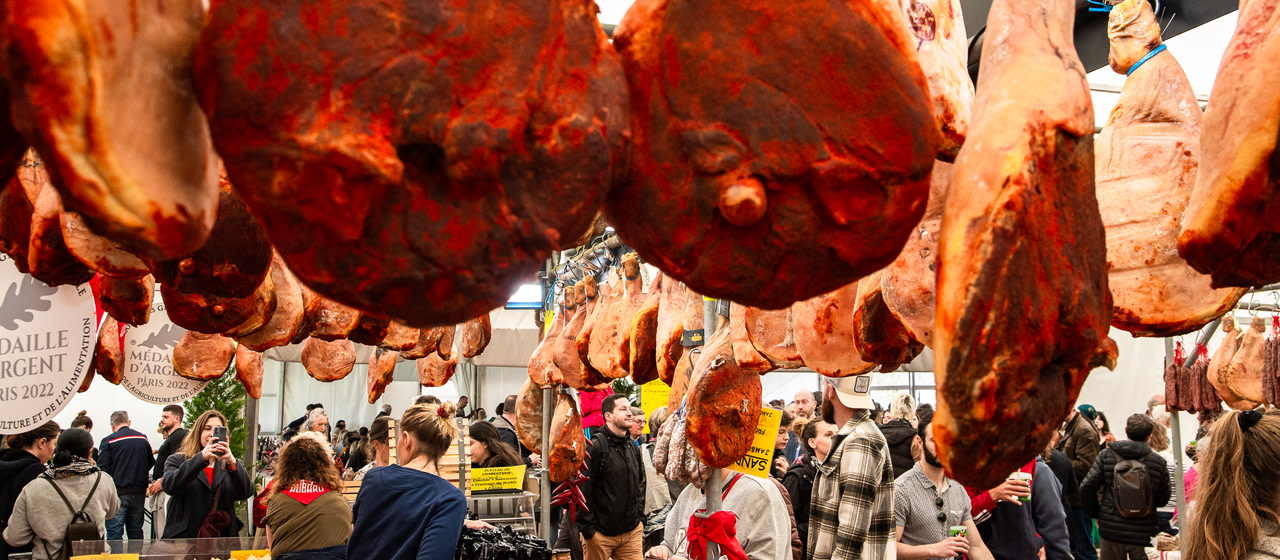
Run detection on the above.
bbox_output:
[1077,404,1098,421]
[829,375,874,410]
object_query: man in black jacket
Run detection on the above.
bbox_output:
[147,404,187,538]
[577,393,645,560]
[1080,414,1170,560]
[99,410,156,541]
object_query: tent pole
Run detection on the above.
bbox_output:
[702,298,721,560]
[244,396,260,536]
[1165,337,1187,535]
[542,386,554,545]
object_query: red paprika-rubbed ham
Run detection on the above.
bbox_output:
[609,0,937,309]
[685,329,762,469]
[195,0,629,327]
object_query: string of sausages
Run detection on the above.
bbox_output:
[1165,341,1221,413]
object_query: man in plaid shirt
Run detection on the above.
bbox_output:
[806,375,896,560]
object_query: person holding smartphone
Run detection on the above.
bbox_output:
[161,410,253,538]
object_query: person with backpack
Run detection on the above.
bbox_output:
[1079,413,1170,560]
[0,421,60,558]
[3,427,119,560]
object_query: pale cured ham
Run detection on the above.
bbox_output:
[3,0,220,260]
[589,259,645,378]
[729,303,775,374]
[515,378,546,452]
[60,210,148,279]
[301,338,356,382]
[557,279,599,389]
[793,284,875,377]
[882,162,954,346]
[417,352,457,388]
[1222,316,1266,409]
[173,332,236,381]
[881,0,974,158]
[367,348,397,403]
[530,295,571,387]
[628,272,663,385]
[237,257,307,351]
[27,174,93,287]
[1177,0,1280,287]
[609,0,937,308]
[933,0,1117,489]
[436,325,457,361]
[744,307,805,369]
[1096,0,1245,336]
[1208,316,1242,408]
[234,345,264,399]
[309,298,360,341]
[380,321,421,352]
[400,328,443,360]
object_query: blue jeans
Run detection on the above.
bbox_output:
[274,544,347,560]
[1069,507,1099,560]
[106,493,145,541]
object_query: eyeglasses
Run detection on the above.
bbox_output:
[935,496,947,524]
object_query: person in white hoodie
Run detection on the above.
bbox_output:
[4,427,120,560]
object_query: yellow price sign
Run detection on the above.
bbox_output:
[728,407,783,478]
[640,381,671,434]
[229,552,270,560]
[71,555,139,560]
[471,465,527,493]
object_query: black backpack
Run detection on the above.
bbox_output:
[42,473,102,560]
[1112,456,1153,518]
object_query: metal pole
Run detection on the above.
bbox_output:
[243,396,259,536]
[541,386,554,545]
[702,298,721,560]
[1163,337,1188,536]
[1182,318,1221,369]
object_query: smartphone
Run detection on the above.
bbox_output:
[212,426,228,455]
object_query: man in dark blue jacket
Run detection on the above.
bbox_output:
[99,410,155,541]
[968,456,1074,560]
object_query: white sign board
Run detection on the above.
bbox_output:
[0,254,97,434]
[122,287,208,403]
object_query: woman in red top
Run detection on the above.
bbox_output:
[160,410,253,538]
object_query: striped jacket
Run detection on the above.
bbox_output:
[805,410,895,560]
[98,427,155,495]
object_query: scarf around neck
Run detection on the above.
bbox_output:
[42,458,99,480]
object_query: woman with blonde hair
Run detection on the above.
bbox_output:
[1183,409,1280,559]
[347,402,466,560]
[264,432,350,559]
[161,410,253,538]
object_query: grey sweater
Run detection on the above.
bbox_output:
[662,473,791,560]
[3,472,120,560]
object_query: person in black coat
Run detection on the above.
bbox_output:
[0,421,59,558]
[161,411,253,539]
[1080,414,1171,559]
[781,418,837,557]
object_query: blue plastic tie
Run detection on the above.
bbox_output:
[1127,44,1167,75]
[1088,0,1113,12]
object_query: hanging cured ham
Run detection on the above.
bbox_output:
[587,259,645,378]
[2,0,221,260]
[400,328,443,360]
[1177,0,1280,288]
[98,275,155,327]
[195,0,629,327]
[853,272,924,370]
[882,163,954,347]
[309,298,361,341]
[60,209,148,279]
[557,280,597,389]
[459,315,493,359]
[530,294,571,387]
[1219,316,1266,409]
[301,338,356,382]
[1208,316,1242,407]
[417,352,458,388]
[1096,0,1245,337]
[932,0,1118,489]
[515,378,546,452]
[237,257,307,351]
[685,329,762,468]
[173,332,236,381]
[881,0,974,158]
[161,274,276,335]
[0,168,34,271]
[628,272,663,385]
[548,392,586,483]
[94,317,125,385]
[608,0,937,309]
[234,345,264,399]
[654,278,687,384]
[368,348,397,404]
[729,303,776,374]
[380,321,421,352]
[26,165,94,287]
[150,176,271,299]
[744,307,804,369]
[793,285,875,377]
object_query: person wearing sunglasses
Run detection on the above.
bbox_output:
[893,415,994,560]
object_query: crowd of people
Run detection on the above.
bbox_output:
[4,382,1279,560]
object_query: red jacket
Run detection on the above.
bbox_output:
[967,460,1035,521]
[579,387,614,430]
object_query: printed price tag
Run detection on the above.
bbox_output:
[728,408,783,478]
[681,329,704,347]
[471,465,527,493]
[229,552,271,560]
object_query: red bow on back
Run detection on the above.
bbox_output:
[687,510,748,560]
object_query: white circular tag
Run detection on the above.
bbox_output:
[0,254,97,435]
[121,286,209,403]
